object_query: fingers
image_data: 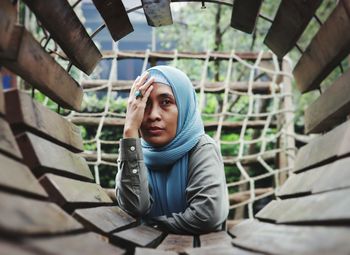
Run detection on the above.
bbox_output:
[131,72,149,94]
[142,85,154,103]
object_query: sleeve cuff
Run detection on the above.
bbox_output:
[119,138,143,161]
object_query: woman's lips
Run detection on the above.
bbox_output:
[146,127,164,136]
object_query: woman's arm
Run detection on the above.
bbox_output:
[149,135,229,234]
[115,138,153,217]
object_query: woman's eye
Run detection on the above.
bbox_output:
[161,99,171,105]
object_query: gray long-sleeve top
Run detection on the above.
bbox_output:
[115,134,229,234]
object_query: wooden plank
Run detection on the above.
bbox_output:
[254,200,280,222]
[73,206,137,234]
[199,231,232,247]
[230,0,263,34]
[111,225,164,249]
[0,153,48,199]
[16,132,92,181]
[156,234,193,253]
[0,26,83,111]
[230,220,350,255]
[91,0,133,41]
[264,0,322,58]
[278,156,350,197]
[39,173,113,211]
[135,247,177,255]
[22,0,102,75]
[27,232,125,255]
[0,192,82,236]
[0,85,4,116]
[294,119,350,172]
[0,0,17,52]
[305,69,350,134]
[141,0,173,27]
[275,189,350,224]
[0,240,40,255]
[293,0,350,93]
[0,117,22,160]
[5,89,84,153]
[185,246,262,255]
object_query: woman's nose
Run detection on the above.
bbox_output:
[148,104,161,121]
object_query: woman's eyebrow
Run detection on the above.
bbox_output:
[158,93,175,100]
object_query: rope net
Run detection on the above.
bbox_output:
[66,48,296,220]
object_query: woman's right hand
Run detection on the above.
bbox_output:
[123,72,154,138]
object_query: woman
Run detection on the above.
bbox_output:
[115,66,229,234]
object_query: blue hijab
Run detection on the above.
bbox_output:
[141,66,204,218]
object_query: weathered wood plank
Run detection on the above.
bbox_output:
[156,234,193,253]
[22,0,102,74]
[0,26,83,111]
[0,153,48,199]
[230,0,263,34]
[294,119,350,172]
[73,206,137,234]
[230,220,350,255]
[264,0,322,58]
[0,116,22,160]
[293,0,350,93]
[185,246,262,255]
[199,231,232,247]
[278,156,350,197]
[27,232,125,255]
[0,240,40,255]
[254,200,280,222]
[5,89,84,152]
[16,132,92,181]
[111,225,164,249]
[0,192,82,236]
[0,85,4,116]
[0,0,16,52]
[39,173,113,211]
[141,0,173,27]
[305,69,350,134]
[135,247,177,255]
[92,0,133,41]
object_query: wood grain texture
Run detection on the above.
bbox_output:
[156,234,193,253]
[0,152,47,199]
[0,240,40,255]
[277,156,350,198]
[111,225,164,248]
[185,246,262,255]
[27,232,125,255]
[0,26,83,111]
[230,0,263,34]
[22,0,101,74]
[293,0,350,93]
[0,192,82,236]
[73,206,137,234]
[92,0,133,41]
[39,173,113,211]
[199,231,233,248]
[5,89,84,152]
[293,119,350,172]
[264,0,322,58]
[141,0,173,27]
[0,85,4,116]
[0,0,16,51]
[230,220,350,255]
[16,132,92,181]
[135,247,177,255]
[305,69,350,134]
[0,117,22,160]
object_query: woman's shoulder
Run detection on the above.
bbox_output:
[190,134,219,155]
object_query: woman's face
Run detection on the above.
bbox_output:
[140,83,178,147]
